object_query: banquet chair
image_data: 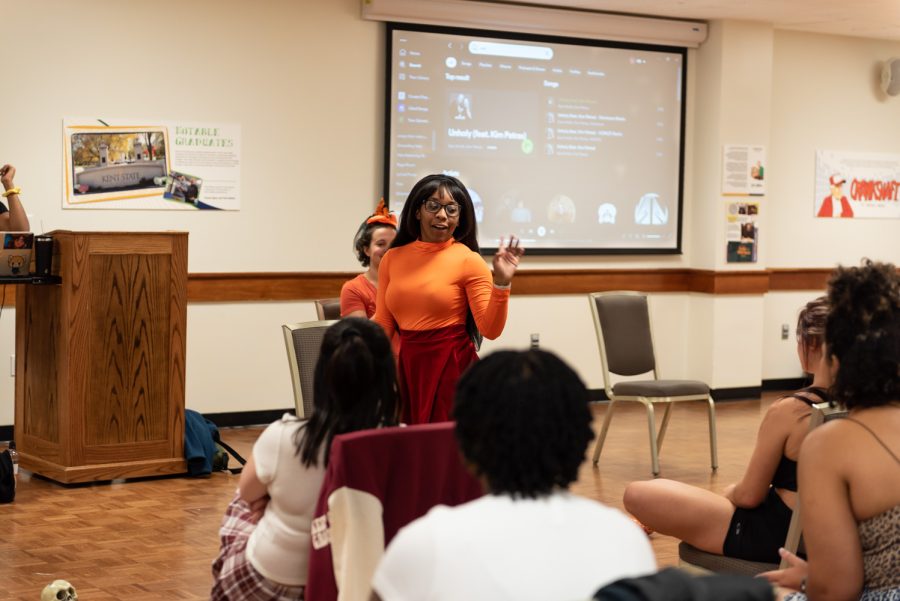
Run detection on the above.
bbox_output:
[305,422,483,601]
[589,291,717,476]
[315,298,342,320]
[678,401,847,575]
[282,320,338,418]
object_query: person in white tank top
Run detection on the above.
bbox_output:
[211,318,400,601]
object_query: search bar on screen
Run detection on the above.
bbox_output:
[468,41,554,60]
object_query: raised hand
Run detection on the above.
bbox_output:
[492,235,525,286]
[0,164,15,189]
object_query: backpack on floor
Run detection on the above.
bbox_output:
[184,409,246,477]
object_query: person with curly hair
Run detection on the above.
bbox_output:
[373,174,524,424]
[211,318,399,601]
[371,349,656,601]
[340,200,397,319]
[762,259,900,601]
[623,296,832,564]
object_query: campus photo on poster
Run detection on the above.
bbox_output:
[815,150,900,219]
[722,145,766,196]
[725,201,759,263]
[63,118,241,210]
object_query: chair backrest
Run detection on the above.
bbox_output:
[282,320,338,418]
[589,292,657,379]
[315,298,342,321]
[306,422,483,601]
[780,400,847,566]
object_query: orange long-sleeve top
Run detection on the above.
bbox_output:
[373,239,510,340]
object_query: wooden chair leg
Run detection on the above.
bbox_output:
[707,396,718,471]
[645,402,660,476]
[592,399,617,465]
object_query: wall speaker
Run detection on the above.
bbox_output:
[881,58,900,96]
[33,235,53,277]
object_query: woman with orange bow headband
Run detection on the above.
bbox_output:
[340,199,398,319]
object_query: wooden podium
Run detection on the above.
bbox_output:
[15,231,188,483]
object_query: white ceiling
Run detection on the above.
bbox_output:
[484,0,900,42]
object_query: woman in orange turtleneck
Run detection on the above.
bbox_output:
[373,174,524,424]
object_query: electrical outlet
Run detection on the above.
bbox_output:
[9,354,14,377]
[530,333,540,349]
[781,324,789,340]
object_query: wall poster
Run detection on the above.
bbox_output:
[725,201,759,263]
[63,118,241,210]
[722,145,766,196]
[815,150,900,219]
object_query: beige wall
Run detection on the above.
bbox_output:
[1,1,899,424]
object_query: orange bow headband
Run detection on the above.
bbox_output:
[366,198,398,228]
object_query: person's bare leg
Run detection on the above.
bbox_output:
[623,479,735,554]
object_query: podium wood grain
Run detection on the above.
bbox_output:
[15,232,188,482]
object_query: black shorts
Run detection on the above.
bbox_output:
[722,487,793,563]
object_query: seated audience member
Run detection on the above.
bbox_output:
[211,318,398,601]
[762,260,900,601]
[371,349,656,601]
[0,164,30,230]
[341,200,397,318]
[623,297,831,564]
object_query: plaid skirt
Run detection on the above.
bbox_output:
[210,492,306,601]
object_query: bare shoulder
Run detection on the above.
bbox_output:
[762,395,811,428]
[799,420,851,465]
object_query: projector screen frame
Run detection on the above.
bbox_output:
[382,22,688,256]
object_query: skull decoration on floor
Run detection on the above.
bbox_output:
[41,580,78,601]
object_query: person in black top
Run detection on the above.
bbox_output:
[623,297,831,563]
[0,165,30,231]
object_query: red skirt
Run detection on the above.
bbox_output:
[398,324,478,424]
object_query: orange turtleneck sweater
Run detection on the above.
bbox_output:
[373,239,510,340]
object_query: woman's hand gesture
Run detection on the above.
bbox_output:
[759,548,808,592]
[492,236,524,286]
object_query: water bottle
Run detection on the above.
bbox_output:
[8,441,18,481]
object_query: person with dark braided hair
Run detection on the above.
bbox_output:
[211,318,398,601]
[763,260,900,601]
[372,350,655,601]
[624,296,832,564]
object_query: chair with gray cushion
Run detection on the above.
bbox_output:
[282,320,338,418]
[678,401,847,575]
[314,298,342,321]
[589,291,718,476]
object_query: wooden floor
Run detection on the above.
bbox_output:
[0,394,772,600]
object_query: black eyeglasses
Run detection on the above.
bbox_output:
[422,199,461,217]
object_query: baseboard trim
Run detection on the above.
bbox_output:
[761,377,808,391]
[204,408,296,429]
[0,381,809,436]
[712,386,762,401]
